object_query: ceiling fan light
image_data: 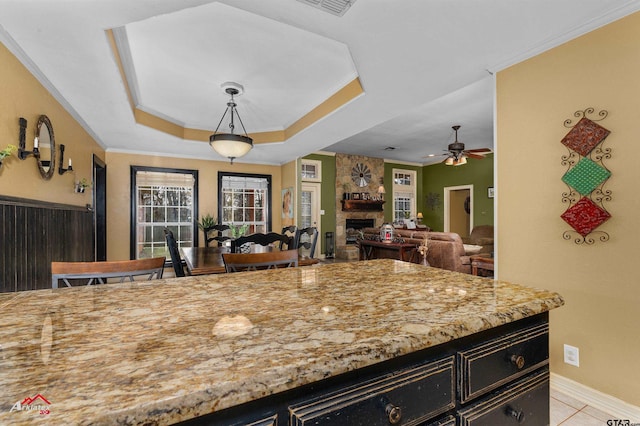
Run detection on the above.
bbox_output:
[454,155,467,166]
[445,157,454,166]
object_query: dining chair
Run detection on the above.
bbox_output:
[205,224,231,247]
[222,249,299,273]
[164,228,186,277]
[51,257,165,288]
[296,226,319,258]
[279,225,298,250]
[231,232,294,253]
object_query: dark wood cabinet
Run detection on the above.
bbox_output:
[289,357,454,425]
[177,313,550,426]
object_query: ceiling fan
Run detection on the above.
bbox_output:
[441,125,492,166]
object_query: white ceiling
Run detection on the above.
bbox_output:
[1,0,639,165]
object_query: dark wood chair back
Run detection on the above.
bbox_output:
[222,249,299,273]
[231,232,293,253]
[205,224,231,247]
[164,228,186,277]
[279,225,298,250]
[51,257,165,288]
[297,226,319,258]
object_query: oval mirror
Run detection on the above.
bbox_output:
[35,115,55,180]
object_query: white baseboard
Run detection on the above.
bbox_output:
[551,373,640,421]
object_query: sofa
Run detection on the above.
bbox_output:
[361,228,471,274]
[462,225,494,255]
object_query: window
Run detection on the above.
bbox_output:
[301,159,322,182]
[218,172,271,233]
[130,166,198,259]
[392,168,416,223]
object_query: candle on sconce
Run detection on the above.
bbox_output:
[34,137,39,149]
[69,158,72,167]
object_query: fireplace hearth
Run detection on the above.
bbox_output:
[345,219,375,244]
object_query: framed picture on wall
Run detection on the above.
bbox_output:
[488,187,495,198]
[282,187,293,218]
[352,192,361,200]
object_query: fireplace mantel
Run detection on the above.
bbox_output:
[341,199,385,212]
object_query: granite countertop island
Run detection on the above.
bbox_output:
[0,259,564,425]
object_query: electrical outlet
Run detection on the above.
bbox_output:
[564,344,580,367]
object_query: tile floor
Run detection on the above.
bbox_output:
[551,389,613,425]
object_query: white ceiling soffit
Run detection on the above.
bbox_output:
[1,0,640,165]
[114,2,359,134]
[297,0,357,17]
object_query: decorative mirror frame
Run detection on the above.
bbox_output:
[35,115,55,180]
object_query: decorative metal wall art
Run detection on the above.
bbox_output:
[560,108,611,244]
[426,192,440,210]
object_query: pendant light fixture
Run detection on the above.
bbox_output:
[209,82,253,164]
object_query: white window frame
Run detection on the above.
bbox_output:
[131,167,198,259]
[218,173,271,234]
[301,159,322,182]
[392,168,416,223]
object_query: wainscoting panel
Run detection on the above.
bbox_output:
[0,196,94,292]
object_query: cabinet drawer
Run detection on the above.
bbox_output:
[244,414,277,426]
[289,356,454,426]
[458,322,548,402]
[458,367,549,426]
[426,415,456,426]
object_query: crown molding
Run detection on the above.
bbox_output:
[0,23,105,149]
[488,1,640,73]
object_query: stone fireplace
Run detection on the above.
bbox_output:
[335,154,385,260]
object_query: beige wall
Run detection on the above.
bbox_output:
[105,152,283,260]
[497,12,640,405]
[0,42,104,205]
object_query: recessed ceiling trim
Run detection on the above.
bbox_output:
[108,27,363,145]
[284,77,364,140]
[107,28,137,111]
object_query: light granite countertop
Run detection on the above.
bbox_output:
[0,259,564,425]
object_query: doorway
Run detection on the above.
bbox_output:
[93,155,107,261]
[444,185,473,238]
[301,182,321,256]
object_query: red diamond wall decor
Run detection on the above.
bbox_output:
[561,117,610,157]
[560,108,611,244]
[561,197,611,237]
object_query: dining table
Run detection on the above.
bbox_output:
[180,245,320,275]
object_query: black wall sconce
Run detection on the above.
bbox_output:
[17,117,39,160]
[58,144,73,175]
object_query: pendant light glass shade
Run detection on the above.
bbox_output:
[210,134,253,160]
[209,83,253,164]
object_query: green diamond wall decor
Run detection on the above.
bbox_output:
[560,108,611,244]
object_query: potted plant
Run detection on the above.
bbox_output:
[229,223,249,239]
[342,182,352,200]
[197,214,217,232]
[0,144,17,169]
[75,178,91,193]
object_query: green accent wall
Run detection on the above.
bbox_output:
[422,154,494,231]
[299,154,492,251]
[303,153,336,255]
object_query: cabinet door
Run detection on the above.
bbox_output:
[458,368,549,426]
[289,357,455,426]
[458,322,549,402]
